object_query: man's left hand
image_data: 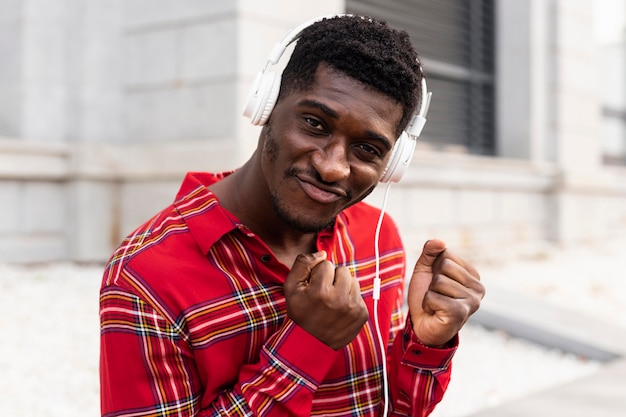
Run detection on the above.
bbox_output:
[407,239,485,348]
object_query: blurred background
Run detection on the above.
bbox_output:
[0,0,625,263]
[1,1,625,416]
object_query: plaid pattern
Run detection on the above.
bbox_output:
[100,172,456,417]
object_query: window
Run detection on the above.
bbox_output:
[594,0,626,165]
[346,0,496,155]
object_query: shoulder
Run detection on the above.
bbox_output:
[341,201,403,245]
[343,201,399,229]
[102,202,182,285]
[105,172,232,282]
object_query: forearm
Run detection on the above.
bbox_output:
[100,286,338,417]
[387,320,458,417]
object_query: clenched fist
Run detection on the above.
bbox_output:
[408,239,485,347]
[284,251,369,350]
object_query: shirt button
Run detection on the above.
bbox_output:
[261,255,271,263]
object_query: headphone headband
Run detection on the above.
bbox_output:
[243,14,432,183]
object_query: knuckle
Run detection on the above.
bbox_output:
[294,253,313,264]
[469,292,483,313]
[468,279,486,299]
[448,300,469,319]
[473,270,482,281]
[335,265,349,273]
[439,257,452,269]
[351,303,369,325]
[430,273,444,287]
[477,281,486,297]
[438,258,457,276]
[358,311,369,325]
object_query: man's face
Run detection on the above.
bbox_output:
[260,64,404,234]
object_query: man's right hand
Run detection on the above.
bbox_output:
[283,251,369,350]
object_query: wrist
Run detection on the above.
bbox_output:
[409,316,455,349]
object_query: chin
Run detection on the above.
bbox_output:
[279,210,337,234]
[271,194,337,233]
[293,218,336,234]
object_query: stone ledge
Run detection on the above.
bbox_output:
[0,139,244,182]
[0,139,70,180]
[470,284,625,362]
[402,145,560,192]
[465,357,626,417]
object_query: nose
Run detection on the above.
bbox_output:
[311,141,350,183]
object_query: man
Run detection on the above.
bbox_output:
[100,15,484,417]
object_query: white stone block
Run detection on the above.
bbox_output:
[66,180,117,262]
[119,180,181,239]
[239,0,344,23]
[0,140,69,179]
[83,0,124,26]
[124,29,180,85]
[496,191,547,223]
[0,235,66,263]
[456,189,497,224]
[0,20,21,82]
[22,18,67,83]
[0,182,20,233]
[406,188,456,228]
[125,82,236,142]
[555,2,594,54]
[0,0,22,22]
[21,182,66,233]
[77,88,125,143]
[181,19,237,80]
[123,0,235,27]
[599,43,626,108]
[23,0,71,21]
[80,21,124,88]
[239,18,299,76]
[21,83,68,142]
[0,82,21,136]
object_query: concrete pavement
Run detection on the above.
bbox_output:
[465,358,626,417]
[467,284,626,417]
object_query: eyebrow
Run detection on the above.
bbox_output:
[296,99,393,151]
[297,99,339,118]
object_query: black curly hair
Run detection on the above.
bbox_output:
[278,15,423,134]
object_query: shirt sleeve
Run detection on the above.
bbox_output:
[387,314,458,417]
[100,284,339,417]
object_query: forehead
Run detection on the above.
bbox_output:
[290,64,404,135]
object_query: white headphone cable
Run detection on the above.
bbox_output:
[373,181,393,416]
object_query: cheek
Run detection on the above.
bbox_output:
[347,164,382,200]
[262,129,279,163]
[352,177,379,203]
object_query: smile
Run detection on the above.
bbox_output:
[296,176,347,204]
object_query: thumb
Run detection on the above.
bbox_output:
[285,250,328,288]
[413,239,446,272]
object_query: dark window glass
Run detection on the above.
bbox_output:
[347,0,496,155]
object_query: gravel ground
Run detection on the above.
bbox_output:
[1,237,624,417]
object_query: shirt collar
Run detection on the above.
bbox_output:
[173,171,238,254]
[173,171,348,255]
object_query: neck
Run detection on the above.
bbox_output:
[209,154,318,264]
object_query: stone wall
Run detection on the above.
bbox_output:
[1,0,625,264]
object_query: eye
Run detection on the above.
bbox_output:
[304,116,326,132]
[355,143,383,160]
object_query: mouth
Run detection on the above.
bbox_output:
[296,175,347,204]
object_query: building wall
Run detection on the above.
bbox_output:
[1,0,625,264]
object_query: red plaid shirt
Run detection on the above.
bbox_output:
[100,172,456,417]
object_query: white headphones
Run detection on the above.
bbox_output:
[242,15,432,183]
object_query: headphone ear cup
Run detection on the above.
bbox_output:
[379,132,416,183]
[242,72,282,125]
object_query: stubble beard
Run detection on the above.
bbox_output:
[263,126,337,234]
